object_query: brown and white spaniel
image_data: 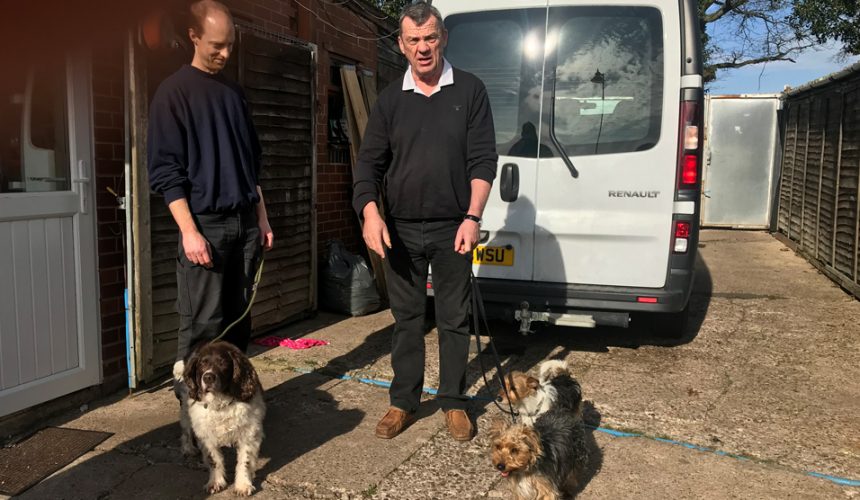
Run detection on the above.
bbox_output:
[178,341,265,496]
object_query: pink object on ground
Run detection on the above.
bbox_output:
[253,336,329,349]
[279,338,329,349]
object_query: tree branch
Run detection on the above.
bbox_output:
[708,42,816,70]
[703,0,750,23]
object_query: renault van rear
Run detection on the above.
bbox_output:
[431,0,704,336]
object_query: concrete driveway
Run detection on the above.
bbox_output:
[8,230,860,499]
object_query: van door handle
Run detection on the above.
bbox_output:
[479,230,489,243]
[500,163,519,202]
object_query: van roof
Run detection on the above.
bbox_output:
[435,0,686,12]
[435,0,702,78]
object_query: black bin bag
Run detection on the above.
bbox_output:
[320,240,381,316]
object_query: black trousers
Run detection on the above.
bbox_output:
[176,208,261,360]
[385,218,472,413]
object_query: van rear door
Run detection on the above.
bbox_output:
[445,6,549,282]
[444,1,683,290]
[535,3,681,288]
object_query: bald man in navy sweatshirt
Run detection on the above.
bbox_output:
[147,0,273,378]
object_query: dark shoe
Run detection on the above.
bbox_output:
[444,409,475,441]
[375,407,415,439]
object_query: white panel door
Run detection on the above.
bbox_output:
[702,96,780,228]
[0,52,100,417]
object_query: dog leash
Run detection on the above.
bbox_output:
[211,256,265,343]
[470,270,519,423]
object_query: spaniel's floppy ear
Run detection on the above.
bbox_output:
[228,345,260,402]
[183,351,201,401]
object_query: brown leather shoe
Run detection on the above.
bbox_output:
[375,407,415,439]
[444,409,475,441]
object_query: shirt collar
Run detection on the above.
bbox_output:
[402,59,454,96]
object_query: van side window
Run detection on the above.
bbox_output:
[446,9,547,159]
[551,7,663,156]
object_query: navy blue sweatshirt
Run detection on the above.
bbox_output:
[352,67,498,220]
[147,64,261,213]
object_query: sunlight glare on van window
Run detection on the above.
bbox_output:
[523,32,541,59]
[545,31,558,56]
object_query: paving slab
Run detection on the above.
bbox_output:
[260,371,442,493]
[15,449,148,500]
[108,462,209,499]
[59,385,183,454]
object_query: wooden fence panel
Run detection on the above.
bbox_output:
[778,69,860,298]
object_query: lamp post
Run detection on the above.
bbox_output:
[591,69,605,154]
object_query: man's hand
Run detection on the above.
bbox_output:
[454,219,480,254]
[182,229,213,268]
[258,216,274,251]
[255,186,274,252]
[168,198,213,268]
[362,202,391,259]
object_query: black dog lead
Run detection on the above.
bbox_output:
[470,270,519,423]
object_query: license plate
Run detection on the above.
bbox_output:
[473,245,514,266]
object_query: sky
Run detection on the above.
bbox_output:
[708,44,860,95]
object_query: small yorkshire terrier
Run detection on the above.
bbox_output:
[489,409,589,500]
[497,360,583,426]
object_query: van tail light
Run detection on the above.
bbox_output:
[673,221,691,253]
[677,100,702,190]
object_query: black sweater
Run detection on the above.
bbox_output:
[147,65,261,214]
[352,67,498,220]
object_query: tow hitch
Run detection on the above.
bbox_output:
[514,302,630,335]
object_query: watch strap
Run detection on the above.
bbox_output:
[463,214,482,225]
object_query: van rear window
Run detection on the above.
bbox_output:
[551,7,663,155]
[446,15,527,145]
[446,9,547,156]
[445,7,663,158]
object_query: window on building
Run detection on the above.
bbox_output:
[0,59,70,193]
[328,60,355,165]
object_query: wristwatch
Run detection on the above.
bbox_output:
[463,214,482,226]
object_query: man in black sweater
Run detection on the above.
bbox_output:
[353,2,498,441]
[147,0,273,378]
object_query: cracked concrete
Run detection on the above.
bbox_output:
[3,230,859,499]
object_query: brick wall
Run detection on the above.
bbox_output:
[92,39,128,391]
[299,0,380,257]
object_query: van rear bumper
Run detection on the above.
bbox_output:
[475,268,694,314]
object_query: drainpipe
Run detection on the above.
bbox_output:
[123,29,137,390]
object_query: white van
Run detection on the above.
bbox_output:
[431,0,704,337]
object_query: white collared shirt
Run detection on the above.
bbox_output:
[402,58,454,97]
